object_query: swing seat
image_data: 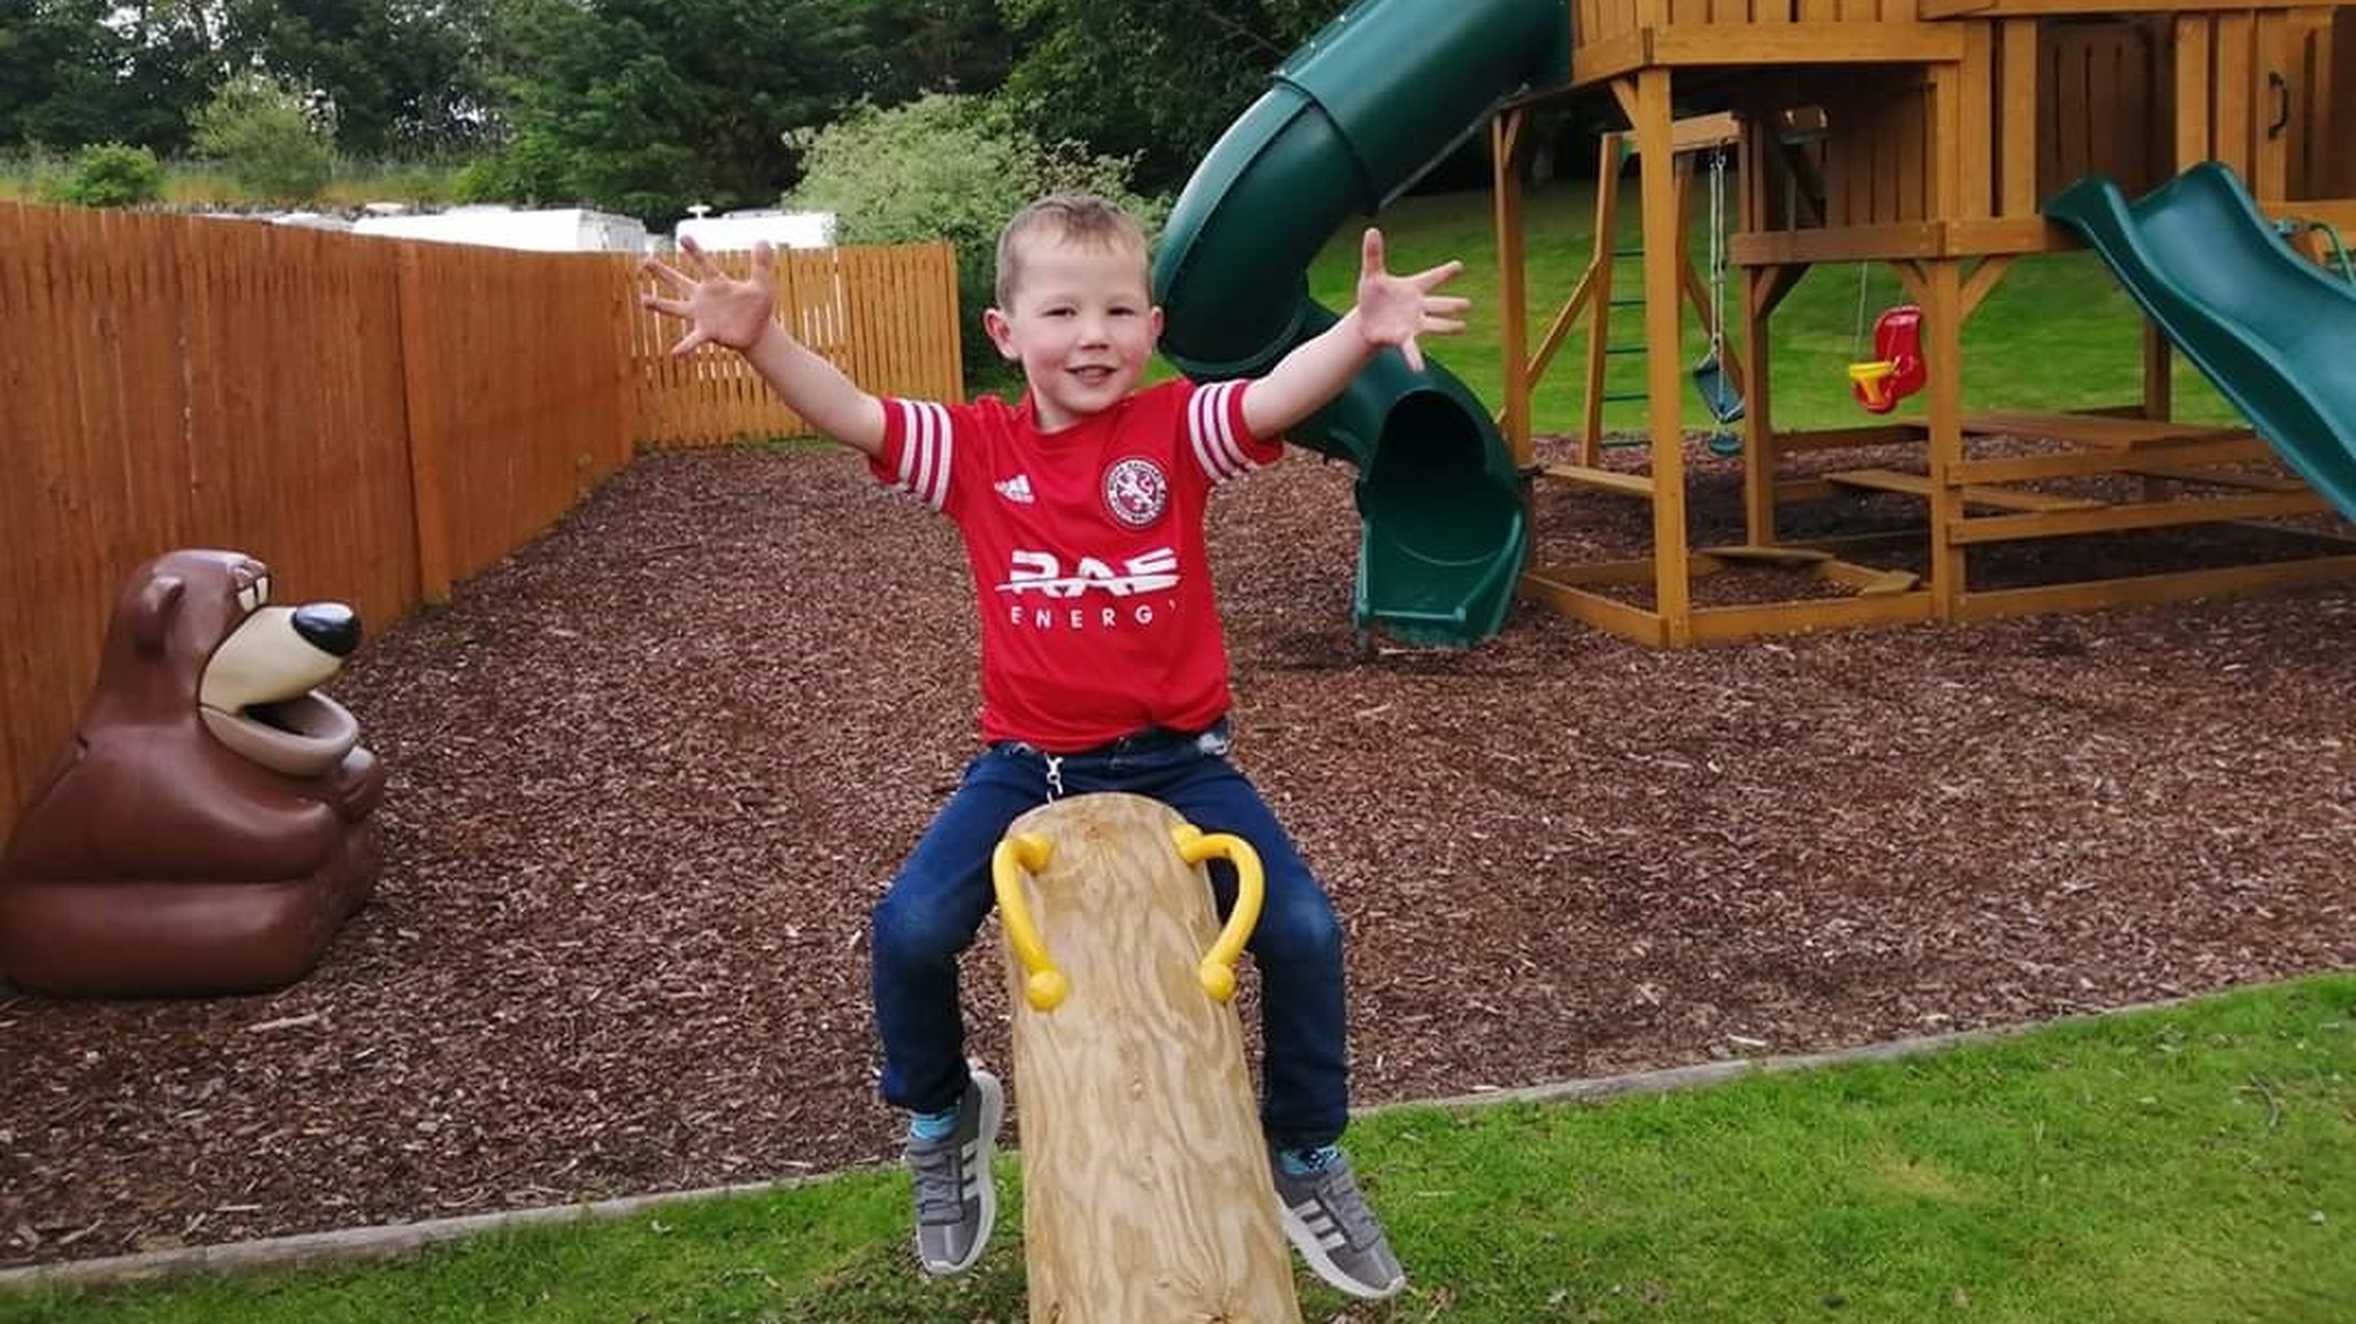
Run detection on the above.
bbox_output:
[1692,144,1744,438]
[1695,355,1744,457]
[1847,359,1900,412]
[1847,304,1927,414]
[1692,354,1745,424]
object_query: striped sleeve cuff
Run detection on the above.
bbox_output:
[1186,379,1279,484]
[875,399,956,513]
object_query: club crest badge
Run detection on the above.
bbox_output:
[1102,457,1169,530]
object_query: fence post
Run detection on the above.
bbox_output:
[612,255,642,467]
[940,241,965,402]
[395,245,453,606]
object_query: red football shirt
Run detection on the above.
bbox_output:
[868,378,1282,752]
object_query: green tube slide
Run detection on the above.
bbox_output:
[2045,163,2356,522]
[1151,0,1572,647]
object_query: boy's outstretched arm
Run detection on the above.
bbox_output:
[1237,228,1470,441]
[641,238,888,458]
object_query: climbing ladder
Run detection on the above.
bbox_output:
[1577,113,1751,465]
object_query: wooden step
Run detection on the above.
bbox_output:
[1825,467,2105,513]
[1539,463,1654,498]
[2127,464,2308,493]
[1818,561,1922,595]
[1702,543,1833,566]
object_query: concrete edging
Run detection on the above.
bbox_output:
[0,993,2193,1295]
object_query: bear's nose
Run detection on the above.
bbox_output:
[293,603,361,658]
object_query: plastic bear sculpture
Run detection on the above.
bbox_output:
[0,550,384,997]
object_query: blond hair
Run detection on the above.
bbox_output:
[993,193,1149,308]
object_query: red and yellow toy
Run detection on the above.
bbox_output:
[1847,304,1928,413]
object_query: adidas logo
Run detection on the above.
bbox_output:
[993,474,1035,504]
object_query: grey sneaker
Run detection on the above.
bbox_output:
[1270,1147,1406,1300]
[904,1067,1004,1276]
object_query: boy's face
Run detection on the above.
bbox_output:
[984,232,1162,432]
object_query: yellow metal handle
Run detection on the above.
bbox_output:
[991,832,1066,1011]
[1172,824,1264,1003]
[1847,359,1897,409]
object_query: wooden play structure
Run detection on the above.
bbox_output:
[991,794,1302,1322]
[1490,4,2356,646]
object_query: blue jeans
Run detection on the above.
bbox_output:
[868,720,1350,1151]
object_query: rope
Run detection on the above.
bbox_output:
[1701,144,1742,446]
[1707,146,1726,363]
[1852,262,1871,359]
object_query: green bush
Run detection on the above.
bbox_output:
[192,74,335,202]
[448,156,506,204]
[40,143,165,208]
[784,93,1164,381]
[449,130,574,206]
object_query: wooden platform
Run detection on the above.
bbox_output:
[1729,202,2356,264]
[1960,411,2253,450]
[1566,22,1969,91]
[1537,462,1655,497]
[1823,467,2105,512]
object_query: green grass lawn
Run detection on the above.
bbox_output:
[9,973,2349,1323]
[1147,174,2238,436]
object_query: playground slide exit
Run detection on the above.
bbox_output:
[2045,162,2356,524]
[1151,0,1572,647]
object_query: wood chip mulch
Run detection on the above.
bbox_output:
[3,434,2353,1268]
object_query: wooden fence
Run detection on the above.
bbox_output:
[627,241,962,446]
[0,203,961,843]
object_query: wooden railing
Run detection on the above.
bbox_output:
[1574,0,1934,51]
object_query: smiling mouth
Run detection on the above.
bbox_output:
[244,700,311,735]
[200,692,360,776]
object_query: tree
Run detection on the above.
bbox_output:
[467,0,880,224]
[995,0,1330,193]
[0,0,110,147]
[0,0,219,153]
[4,0,494,158]
[4,0,1012,184]
[220,0,491,156]
[785,92,1162,379]
[839,0,1010,103]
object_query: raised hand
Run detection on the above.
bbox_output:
[1353,228,1469,374]
[640,236,778,357]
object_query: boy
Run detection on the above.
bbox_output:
[641,194,1467,1301]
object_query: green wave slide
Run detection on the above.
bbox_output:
[2045,162,2356,522]
[1151,0,1572,647]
